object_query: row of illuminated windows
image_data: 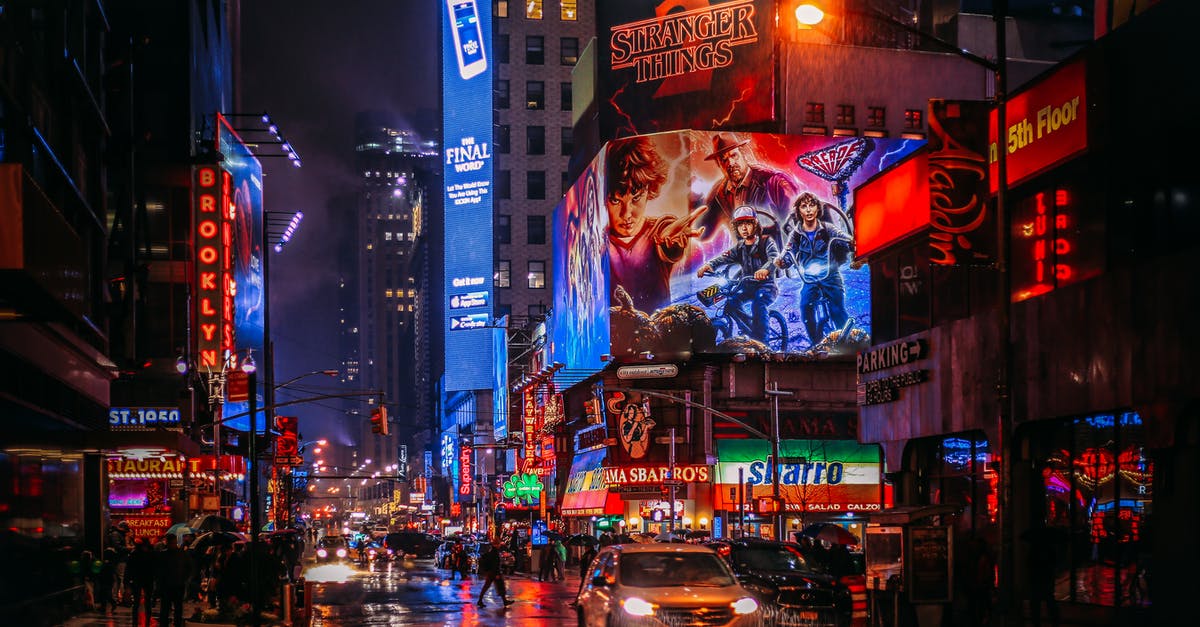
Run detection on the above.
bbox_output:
[495,214,547,245]
[383,232,415,241]
[494,124,573,155]
[495,80,571,111]
[804,103,924,130]
[384,289,418,298]
[494,35,579,66]
[496,1,577,22]
[493,259,546,289]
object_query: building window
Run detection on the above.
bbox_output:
[497,34,510,64]
[527,215,546,244]
[496,260,511,288]
[905,109,923,129]
[561,0,577,20]
[560,127,573,156]
[526,125,545,155]
[497,1,508,17]
[805,102,825,124]
[560,37,579,65]
[497,169,511,199]
[527,260,546,289]
[560,82,573,111]
[497,214,511,244]
[495,80,510,109]
[868,106,886,127]
[527,170,546,199]
[526,81,545,109]
[496,124,511,153]
[525,0,542,19]
[526,36,544,64]
[836,104,855,126]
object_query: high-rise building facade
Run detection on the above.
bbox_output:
[493,0,594,324]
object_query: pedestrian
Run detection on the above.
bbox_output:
[106,521,130,604]
[537,544,554,582]
[579,545,597,580]
[553,539,568,582]
[156,534,193,627]
[476,539,514,608]
[1023,522,1065,627]
[95,548,118,615]
[125,539,156,627]
[966,535,996,626]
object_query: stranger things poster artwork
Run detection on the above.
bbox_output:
[598,0,776,139]
[599,130,923,361]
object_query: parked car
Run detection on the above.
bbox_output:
[315,535,349,563]
[576,543,763,627]
[385,531,440,558]
[707,538,852,627]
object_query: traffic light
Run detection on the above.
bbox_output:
[370,405,389,436]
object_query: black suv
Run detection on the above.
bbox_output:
[707,538,852,627]
[384,531,440,558]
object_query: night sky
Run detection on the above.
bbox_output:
[239,1,439,444]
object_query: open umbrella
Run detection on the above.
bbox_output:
[565,534,598,547]
[686,530,711,540]
[189,514,238,533]
[165,523,196,543]
[799,523,860,546]
[191,530,241,553]
[654,530,689,543]
[609,533,635,544]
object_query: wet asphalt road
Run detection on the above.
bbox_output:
[303,558,579,626]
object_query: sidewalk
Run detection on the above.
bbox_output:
[57,598,275,627]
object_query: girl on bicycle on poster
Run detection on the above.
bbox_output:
[695,206,779,344]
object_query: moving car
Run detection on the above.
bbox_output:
[707,538,852,627]
[315,535,349,563]
[385,531,440,558]
[576,543,763,627]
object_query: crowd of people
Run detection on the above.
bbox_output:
[69,521,306,625]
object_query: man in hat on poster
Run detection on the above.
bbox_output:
[700,132,798,247]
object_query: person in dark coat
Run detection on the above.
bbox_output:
[124,539,156,627]
[156,534,193,627]
[476,540,513,608]
[96,548,118,615]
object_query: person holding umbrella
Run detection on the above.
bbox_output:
[476,539,514,608]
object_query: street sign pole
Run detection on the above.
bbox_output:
[668,427,676,535]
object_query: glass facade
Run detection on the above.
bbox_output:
[1023,411,1151,609]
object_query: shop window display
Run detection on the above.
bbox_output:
[1026,411,1150,609]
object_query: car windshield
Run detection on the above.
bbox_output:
[319,537,345,548]
[734,545,812,572]
[619,552,736,588]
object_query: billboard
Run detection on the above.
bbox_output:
[989,59,1087,191]
[216,114,266,432]
[551,130,923,368]
[714,439,883,513]
[598,0,776,139]
[442,0,494,391]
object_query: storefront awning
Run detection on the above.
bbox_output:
[561,448,622,516]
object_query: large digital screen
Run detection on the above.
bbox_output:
[597,0,776,140]
[442,0,494,391]
[216,114,267,433]
[551,130,923,368]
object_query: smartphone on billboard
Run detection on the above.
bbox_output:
[448,0,487,80]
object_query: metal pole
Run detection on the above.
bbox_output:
[248,369,261,627]
[737,467,745,538]
[668,427,676,535]
[765,382,793,542]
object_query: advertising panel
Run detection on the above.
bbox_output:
[442,0,494,391]
[854,149,930,259]
[714,439,883,513]
[550,156,608,378]
[215,114,267,433]
[552,130,923,368]
[597,0,776,139]
[989,59,1087,191]
[928,100,994,266]
[492,321,509,441]
[192,164,228,374]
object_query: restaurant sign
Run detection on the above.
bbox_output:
[602,464,711,485]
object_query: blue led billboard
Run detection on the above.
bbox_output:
[551,130,924,370]
[217,115,267,433]
[442,0,494,392]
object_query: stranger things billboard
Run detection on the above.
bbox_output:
[550,130,923,369]
[598,0,775,139]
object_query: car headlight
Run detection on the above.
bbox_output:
[622,597,656,617]
[732,597,760,615]
[317,549,327,558]
[336,548,347,558]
